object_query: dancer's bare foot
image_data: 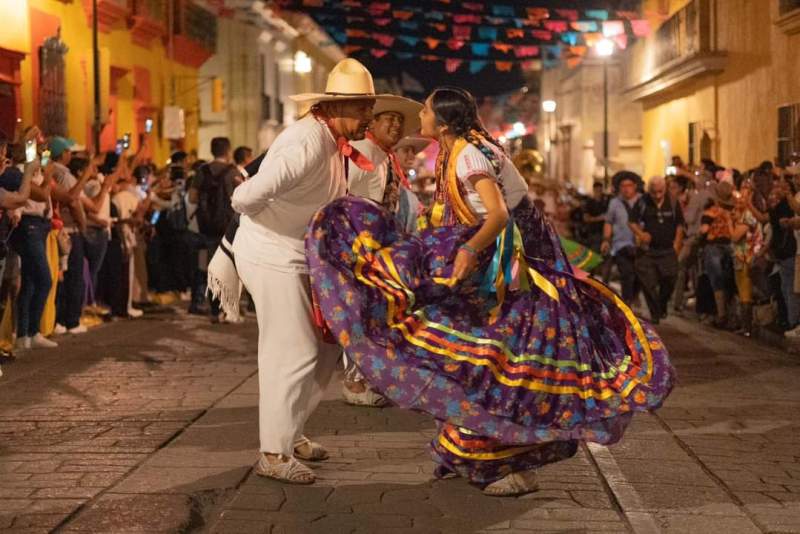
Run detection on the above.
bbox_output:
[255,453,315,484]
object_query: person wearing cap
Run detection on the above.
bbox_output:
[600,171,642,305]
[342,97,424,407]
[229,58,398,484]
[49,136,93,336]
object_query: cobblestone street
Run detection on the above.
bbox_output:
[1,309,799,533]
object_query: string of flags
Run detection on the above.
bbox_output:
[273,1,655,73]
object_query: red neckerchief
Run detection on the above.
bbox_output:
[312,110,374,171]
[366,132,410,188]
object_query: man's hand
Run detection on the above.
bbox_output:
[640,232,652,245]
[600,240,610,255]
[780,217,793,229]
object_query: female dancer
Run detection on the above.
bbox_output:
[306,87,675,496]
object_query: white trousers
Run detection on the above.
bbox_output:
[235,255,341,456]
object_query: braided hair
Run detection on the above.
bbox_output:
[430,86,504,175]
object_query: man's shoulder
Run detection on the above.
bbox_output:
[273,116,329,148]
[351,138,387,164]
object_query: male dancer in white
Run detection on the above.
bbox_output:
[343,98,423,407]
[231,59,407,484]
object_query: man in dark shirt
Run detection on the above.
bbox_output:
[769,182,799,329]
[630,176,685,324]
[582,182,609,252]
[188,137,240,321]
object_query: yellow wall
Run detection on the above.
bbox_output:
[638,0,800,177]
[3,0,201,164]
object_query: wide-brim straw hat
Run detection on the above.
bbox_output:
[372,96,423,138]
[291,58,422,137]
[713,180,736,207]
[394,135,432,154]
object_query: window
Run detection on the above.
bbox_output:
[778,104,800,166]
[688,122,697,165]
[780,0,800,15]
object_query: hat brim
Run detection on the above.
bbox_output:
[371,96,423,139]
[394,136,432,154]
[290,93,422,138]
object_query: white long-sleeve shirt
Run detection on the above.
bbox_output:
[231,115,347,273]
[348,137,389,202]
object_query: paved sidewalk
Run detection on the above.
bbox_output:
[1,309,799,533]
[0,310,259,532]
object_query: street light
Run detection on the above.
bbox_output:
[542,100,557,178]
[294,51,312,74]
[595,38,615,186]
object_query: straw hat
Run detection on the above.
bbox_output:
[291,58,422,137]
[393,135,431,154]
[713,180,736,208]
[291,58,392,105]
[373,98,422,138]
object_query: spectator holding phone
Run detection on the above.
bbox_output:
[50,137,92,335]
[12,129,57,350]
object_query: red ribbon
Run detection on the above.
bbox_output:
[337,137,375,171]
[312,110,375,172]
[366,131,410,188]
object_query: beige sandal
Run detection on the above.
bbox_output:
[482,470,539,497]
[255,453,315,484]
[293,436,329,462]
[342,382,389,407]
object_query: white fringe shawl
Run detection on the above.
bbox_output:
[207,234,243,320]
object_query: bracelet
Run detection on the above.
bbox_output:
[459,243,478,256]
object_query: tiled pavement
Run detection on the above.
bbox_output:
[0,309,799,533]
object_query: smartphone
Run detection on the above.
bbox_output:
[123,133,131,150]
[150,211,160,225]
[665,166,677,176]
[145,119,153,133]
[25,140,37,163]
[115,140,124,155]
[40,149,51,166]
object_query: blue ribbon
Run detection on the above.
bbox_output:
[480,218,516,296]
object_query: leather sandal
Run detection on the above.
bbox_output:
[342,382,389,407]
[255,453,315,484]
[482,470,539,497]
[293,436,329,462]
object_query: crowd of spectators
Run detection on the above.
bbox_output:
[0,124,252,376]
[559,155,800,339]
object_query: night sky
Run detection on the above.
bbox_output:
[283,0,642,97]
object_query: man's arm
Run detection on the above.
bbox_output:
[232,136,324,217]
[600,201,615,255]
[0,162,37,209]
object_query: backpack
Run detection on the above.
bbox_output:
[196,163,233,237]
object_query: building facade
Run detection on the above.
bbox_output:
[0,0,220,165]
[0,0,343,164]
[626,0,800,178]
[539,58,643,193]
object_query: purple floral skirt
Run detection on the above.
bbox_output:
[306,196,675,484]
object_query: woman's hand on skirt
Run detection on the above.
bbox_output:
[453,248,478,281]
